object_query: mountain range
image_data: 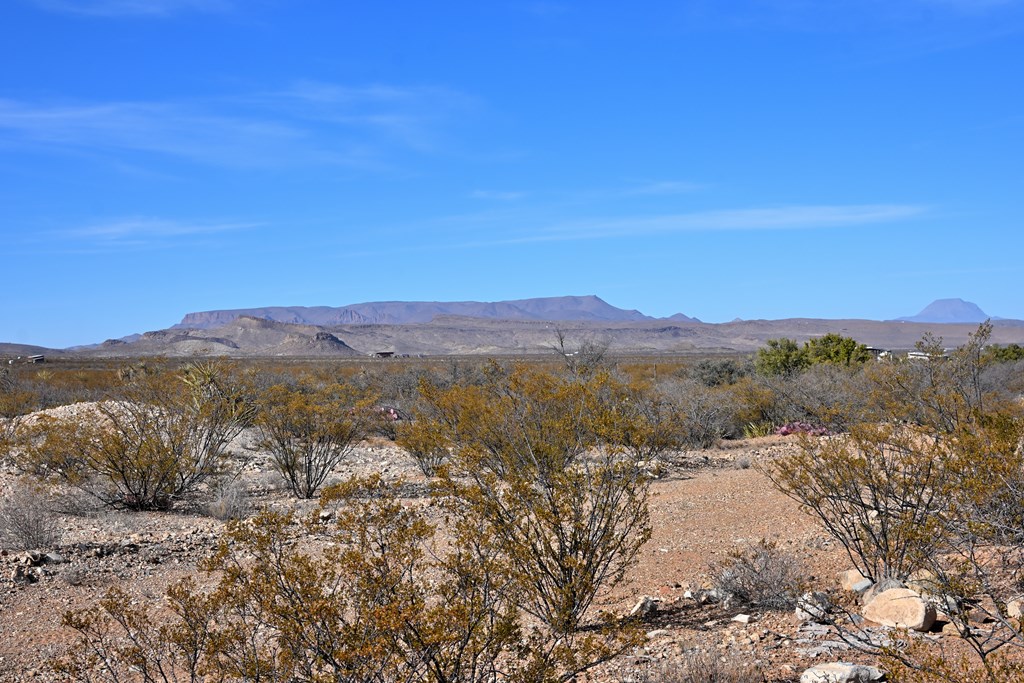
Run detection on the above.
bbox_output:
[5,296,1022,358]
[172,295,682,329]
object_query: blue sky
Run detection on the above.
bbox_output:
[2,0,1022,348]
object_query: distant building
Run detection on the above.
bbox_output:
[372,351,395,358]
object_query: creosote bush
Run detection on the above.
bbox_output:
[15,362,254,511]
[416,363,653,639]
[59,363,653,682]
[767,323,1024,682]
[58,474,644,683]
[252,379,371,498]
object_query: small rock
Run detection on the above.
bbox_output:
[800,662,886,683]
[732,613,753,624]
[797,591,833,623]
[645,629,669,638]
[1007,597,1024,619]
[43,552,65,565]
[629,596,657,619]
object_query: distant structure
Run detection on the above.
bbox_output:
[372,351,395,358]
[7,355,45,365]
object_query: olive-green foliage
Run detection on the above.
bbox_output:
[690,357,750,387]
[755,334,871,377]
[16,362,253,511]
[804,333,873,366]
[253,378,370,498]
[416,364,652,642]
[57,362,653,682]
[754,338,809,376]
[983,342,1024,364]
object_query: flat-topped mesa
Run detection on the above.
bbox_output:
[173,295,658,330]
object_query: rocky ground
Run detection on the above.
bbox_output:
[0,427,978,683]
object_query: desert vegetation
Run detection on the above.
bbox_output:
[1,328,1024,681]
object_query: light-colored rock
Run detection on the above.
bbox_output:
[1007,597,1024,619]
[645,629,669,638]
[837,569,869,593]
[629,596,657,618]
[861,578,906,606]
[732,613,752,624]
[796,591,832,623]
[863,588,936,631]
[941,621,962,636]
[800,662,886,683]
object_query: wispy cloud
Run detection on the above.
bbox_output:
[0,100,308,168]
[30,0,232,17]
[61,216,259,250]
[466,204,929,246]
[471,190,526,201]
[621,180,707,196]
[0,82,475,168]
[270,80,478,152]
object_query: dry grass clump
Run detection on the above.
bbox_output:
[625,649,765,683]
[0,481,62,550]
[711,539,807,610]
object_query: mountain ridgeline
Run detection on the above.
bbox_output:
[5,297,1024,358]
[174,295,671,329]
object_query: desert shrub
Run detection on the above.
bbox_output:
[552,329,611,380]
[768,324,1024,682]
[710,539,807,610]
[202,477,251,521]
[16,362,254,511]
[984,342,1024,364]
[0,480,62,550]
[58,472,642,683]
[804,332,873,367]
[415,364,651,645]
[725,376,789,434]
[760,363,871,433]
[655,378,737,448]
[754,338,808,377]
[766,422,950,583]
[394,417,450,476]
[864,326,995,434]
[756,334,871,378]
[690,357,750,387]
[0,370,35,457]
[253,379,370,498]
[601,377,689,460]
[627,649,765,683]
